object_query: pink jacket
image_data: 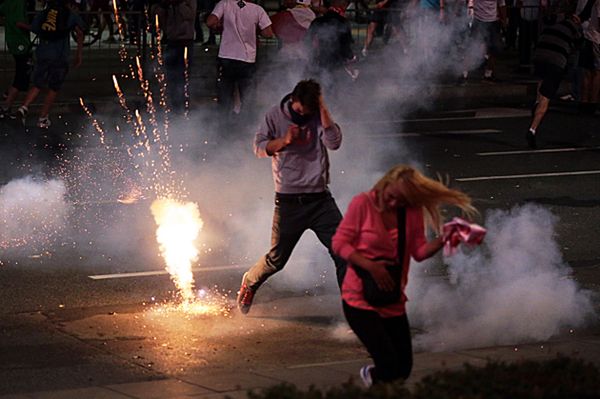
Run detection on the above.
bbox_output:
[332,190,428,317]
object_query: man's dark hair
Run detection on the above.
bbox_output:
[291,79,321,114]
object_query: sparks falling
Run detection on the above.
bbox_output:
[151,198,203,305]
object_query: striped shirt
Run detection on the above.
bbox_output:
[534,18,582,69]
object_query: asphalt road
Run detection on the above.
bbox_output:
[0,104,599,395]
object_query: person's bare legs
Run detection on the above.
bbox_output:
[22,86,42,109]
[4,86,19,108]
[39,89,58,119]
[529,94,549,132]
[363,22,378,55]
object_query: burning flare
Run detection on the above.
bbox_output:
[151,198,203,304]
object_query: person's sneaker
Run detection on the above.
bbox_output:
[236,272,256,314]
[0,106,8,120]
[37,116,51,129]
[526,129,537,149]
[359,365,374,388]
[11,106,27,125]
[559,94,575,101]
[361,47,368,57]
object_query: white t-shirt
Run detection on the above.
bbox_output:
[474,0,505,22]
[211,0,272,63]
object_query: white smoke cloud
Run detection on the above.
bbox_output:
[408,204,596,351]
[0,176,70,254]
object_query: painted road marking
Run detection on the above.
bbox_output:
[456,170,600,182]
[369,129,501,138]
[477,146,600,156]
[88,264,246,280]
[348,108,529,124]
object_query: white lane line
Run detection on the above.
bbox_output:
[369,129,501,138]
[88,264,246,280]
[477,146,600,156]
[347,109,529,124]
[456,170,600,182]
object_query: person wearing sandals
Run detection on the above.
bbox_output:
[332,165,476,386]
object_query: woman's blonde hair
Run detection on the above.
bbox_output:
[373,165,477,233]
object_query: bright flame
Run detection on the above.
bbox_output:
[151,198,203,304]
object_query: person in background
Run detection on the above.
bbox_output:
[207,0,273,118]
[306,0,356,90]
[526,5,587,148]
[468,0,507,81]
[236,79,346,315]
[0,0,33,120]
[332,165,476,386]
[153,0,197,113]
[270,0,316,63]
[12,0,85,129]
[578,0,600,114]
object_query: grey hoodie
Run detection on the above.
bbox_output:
[254,99,342,194]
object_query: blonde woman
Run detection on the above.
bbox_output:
[332,165,476,386]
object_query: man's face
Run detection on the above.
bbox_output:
[291,100,312,116]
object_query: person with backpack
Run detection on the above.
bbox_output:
[0,0,33,120]
[12,0,85,129]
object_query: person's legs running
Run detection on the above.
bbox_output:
[244,199,308,289]
[217,58,235,114]
[383,313,413,380]
[309,195,346,288]
[343,302,407,383]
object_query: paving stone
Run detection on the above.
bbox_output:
[30,387,131,399]
[181,371,280,392]
[106,379,213,399]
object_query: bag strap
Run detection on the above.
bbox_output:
[397,207,406,271]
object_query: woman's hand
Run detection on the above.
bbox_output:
[366,259,396,292]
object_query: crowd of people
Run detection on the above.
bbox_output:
[1,0,598,130]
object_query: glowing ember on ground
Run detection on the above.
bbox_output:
[151,198,203,305]
[147,288,233,317]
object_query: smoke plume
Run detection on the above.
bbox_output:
[408,204,596,351]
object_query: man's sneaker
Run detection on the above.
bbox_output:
[0,106,8,120]
[37,116,51,129]
[526,129,537,149]
[361,47,368,57]
[11,106,27,125]
[359,365,374,388]
[236,272,256,314]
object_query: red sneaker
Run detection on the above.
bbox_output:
[237,272,255,314]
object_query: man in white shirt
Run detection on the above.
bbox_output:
[207,0,273,117]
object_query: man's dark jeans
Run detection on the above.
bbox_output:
[245,192,347,290]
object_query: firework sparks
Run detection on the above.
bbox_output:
[151,198,203,305]
[184,46,190,117]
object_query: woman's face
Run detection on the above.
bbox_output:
[381,182,406,211]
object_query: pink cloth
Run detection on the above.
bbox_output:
[442,217,486,256]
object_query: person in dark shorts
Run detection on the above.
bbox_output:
[361,0,393,57]
[527,11,584,148]
[12,0,85,128]
[0,0,33,119]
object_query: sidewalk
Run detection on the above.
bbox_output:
[1,327,599,399]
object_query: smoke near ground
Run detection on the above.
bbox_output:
[408,204,596,351]
[0,177,70,256]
